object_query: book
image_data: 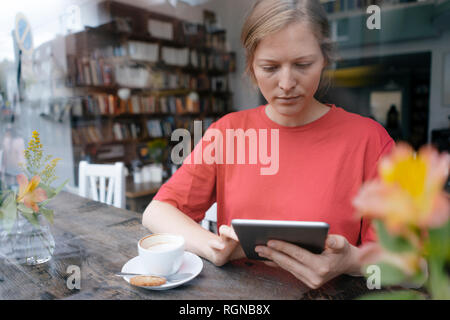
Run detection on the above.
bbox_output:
[175,97,185,114]
[128,41,159,62]
[113,123,123,140]
[71,128,81,145]
[130,95,141,114]
[146,120,163,137]
[148,19,173,40]
[82,57,92,85]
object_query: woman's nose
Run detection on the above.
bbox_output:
[278,68,297,92]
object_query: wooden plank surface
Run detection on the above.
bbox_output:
[0,191,371,300]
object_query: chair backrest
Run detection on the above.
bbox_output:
[78,161,125,209]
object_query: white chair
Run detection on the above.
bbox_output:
[78,161,126,209]
[201,202,217,233]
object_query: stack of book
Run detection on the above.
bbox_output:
[71,94,119,116]
[112,122,144,140]
[69,55,115,86]
[72,125,104,144]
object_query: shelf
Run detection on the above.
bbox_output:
[73,136,172,147]
[69,85,232,96]
[89,23,233,55]
[98,56,232,75]
[71,111,226,121]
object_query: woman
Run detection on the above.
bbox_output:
[143,0,394,289]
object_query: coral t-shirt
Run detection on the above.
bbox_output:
[153,104,395,246]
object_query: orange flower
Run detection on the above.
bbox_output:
[16,174,48,212]
[353,143,450,234]
[358,242,423,276]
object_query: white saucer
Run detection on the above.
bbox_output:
[121,251,203,290]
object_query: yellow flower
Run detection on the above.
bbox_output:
[353,143,450,234]
[16,174,48,212]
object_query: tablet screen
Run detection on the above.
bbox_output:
[231,219,329,260]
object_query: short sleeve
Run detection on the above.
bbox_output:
[359,137,396,245]
[152,122,218,222]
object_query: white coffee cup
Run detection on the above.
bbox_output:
[137,233,185,276]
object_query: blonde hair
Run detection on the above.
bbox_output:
[241,0,336,95]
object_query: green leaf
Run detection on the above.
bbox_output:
[409,269,428,288]
[372,262,407,286]
[1,190,15,207]
[53,179,69,197]
[358,290,425,300]
[39,207,54,224]
[38,179,68,201]
[427,220,450,261]
[427,256,450,299]
[374,220,414,253]
[0,190,13,204]
[1,192,18,232]
[20,211,40,228]
[17,203,34,214]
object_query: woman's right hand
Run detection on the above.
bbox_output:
[207,225,245,266]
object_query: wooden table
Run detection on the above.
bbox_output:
[0,191,372,300]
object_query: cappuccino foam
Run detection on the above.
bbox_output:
[144,242,179,252]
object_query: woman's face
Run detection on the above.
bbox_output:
[252,22,326,119]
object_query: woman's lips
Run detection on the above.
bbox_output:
[277,96,302,103]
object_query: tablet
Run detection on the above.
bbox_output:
[231,219,329,260]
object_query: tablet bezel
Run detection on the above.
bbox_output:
[231,219,330,260]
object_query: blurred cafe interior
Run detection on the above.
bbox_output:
[1,0,450,213]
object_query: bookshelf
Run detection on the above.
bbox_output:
[64,1,236,185]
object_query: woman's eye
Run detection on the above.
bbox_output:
[295,63,312,68]
[262,66,277,72]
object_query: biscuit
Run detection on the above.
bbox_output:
[130,275,167,287]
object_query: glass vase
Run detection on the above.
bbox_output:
[0,212,55,265]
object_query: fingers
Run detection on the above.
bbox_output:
[325,234,348,252]
[255,245,318,288]
[266,240,318,264]
[208,236,239,267]
[219,225,239,242]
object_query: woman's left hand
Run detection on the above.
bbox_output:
[255,234,362,289]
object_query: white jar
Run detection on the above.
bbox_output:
[149,164,163,183]
[133,168,142,184]
[142,165,152,182]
